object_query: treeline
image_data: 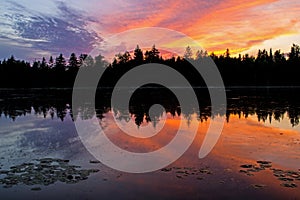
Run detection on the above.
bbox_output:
[0,53,99,88]
[0,44,300,87]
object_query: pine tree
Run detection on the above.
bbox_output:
[49,56,54,68]
[40,57,47,69]
[55,54,66,71]
[145,45,160,62]
[184,46,193,59]
[134,45,143,63]
[288,44,300,62]
[69,53,79,69]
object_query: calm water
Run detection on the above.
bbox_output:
[0,88,300,199]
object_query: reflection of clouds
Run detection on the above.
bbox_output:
[212,115,300,169]
[97,111,199,153]
[0,117,50,161]
[0,113,79,157]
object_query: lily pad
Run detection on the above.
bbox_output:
[161,168,172,172]
[281,182,297,188]
[252,184,266,189]
[240,164,253,168]
[0,158,99,189]
[278,177,294,181]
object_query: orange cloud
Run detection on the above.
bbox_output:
[184,0,300,54]
[91,0,300,56]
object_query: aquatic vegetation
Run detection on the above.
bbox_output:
[239,161,300,188]
[0,158,99,190]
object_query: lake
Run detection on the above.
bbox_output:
[0,87,300,199]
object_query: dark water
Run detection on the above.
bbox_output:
[0,88,300,199]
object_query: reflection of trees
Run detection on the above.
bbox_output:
[225,89,300,127]
[1,88,300,127]
[0,89,72,121]
[127,84,181,126]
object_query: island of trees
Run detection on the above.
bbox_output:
[0,44,299,88]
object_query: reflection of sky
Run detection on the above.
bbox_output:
[0,108,299,167]
[0,0,299,61]
[100,111,196,153]
[0,108,300,199]
[0,115,298,200]
[0,111,83,168]
[214,114,300,169]
[248,113,300,132]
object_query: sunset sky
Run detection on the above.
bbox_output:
[0,0,299,61]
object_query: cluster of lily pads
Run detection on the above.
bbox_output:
[0,158,99,190]
[239,160,300,188]
[161,166,212,180]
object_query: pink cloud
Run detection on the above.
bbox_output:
[88,0,300,56]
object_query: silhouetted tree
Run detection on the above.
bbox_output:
[274,50,286,63]
[81,55,94,67]
[144,45,160,62]
[269,48,273,63]
[288,44,300,62]
[256,49,269,63]
[32,60,40,70]
[225,48,230,59]
[79,54,87,66]
[184,46,193,59]
[94,54,107,68]
[68,53,79,69]
[195,49,208,60]
[115,51,131,64]
[7,55,16,65]
[133,45,143,64]
[49,56,54,68]
[40,57,48,69]
[55,54,66,71]
[209,52,217,61]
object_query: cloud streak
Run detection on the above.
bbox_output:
[0,1,100,60]
[91,0,300,56]
[0,0,299,59]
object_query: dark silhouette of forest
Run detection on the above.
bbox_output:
[1,44,300,126]
[0,44,300,88]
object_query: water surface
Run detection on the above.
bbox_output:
[0,88,300,199]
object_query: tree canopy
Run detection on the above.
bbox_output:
[0,44,300,88]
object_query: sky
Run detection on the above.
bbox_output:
[0,0,299,62]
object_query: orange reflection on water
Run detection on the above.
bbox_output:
[102,112,181,153]
[210,114,300,169]
[102,111,300,169]
[99,111,300,198]
[206,114,300,197]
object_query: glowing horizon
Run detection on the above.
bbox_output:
[0,0,299,60]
